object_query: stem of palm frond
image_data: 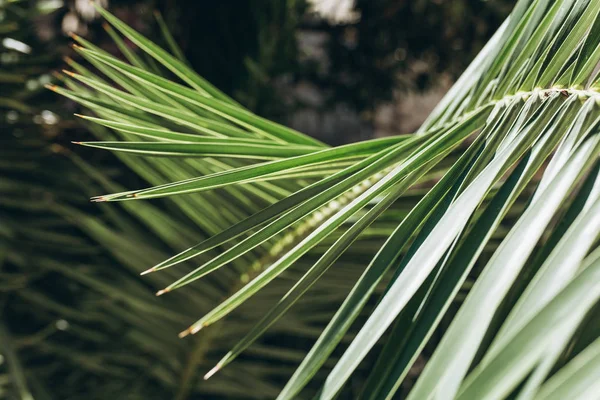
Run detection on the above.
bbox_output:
[247,169,393,276]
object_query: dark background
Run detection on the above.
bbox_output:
[40,0,512,142]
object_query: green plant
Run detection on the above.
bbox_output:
[3,2,373,399]
[51,0,600,398]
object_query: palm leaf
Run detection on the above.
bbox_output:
[50,0,600,398]
[3,2,385,399]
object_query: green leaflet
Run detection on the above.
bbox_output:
[93,135,417,201]
[75,141,323,160]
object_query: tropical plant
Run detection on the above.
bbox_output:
[3,2,377,399]
[48,0,600,398]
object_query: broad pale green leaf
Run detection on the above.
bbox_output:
[456,252,600,400]
[533,336,600,400]
[318,94,564,400]
[571,6,600,86]
[407,114,600,400]
[361,98,582,400]
[277,102,514,399]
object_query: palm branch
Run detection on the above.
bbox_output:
[3,2,371,399]
[51,0,600,398]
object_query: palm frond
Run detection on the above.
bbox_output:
[3,2,379,399]
[51,0,600,398]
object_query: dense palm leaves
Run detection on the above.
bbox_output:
[2,2,391,399]
[52,0,600,398]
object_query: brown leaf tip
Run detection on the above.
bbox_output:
[178,328,191,338]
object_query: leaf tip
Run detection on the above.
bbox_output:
[178,326,193,338]
[204,364,222,380]
[140,267,155,276]
[45,84,59,92]
[180,324,203,338]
